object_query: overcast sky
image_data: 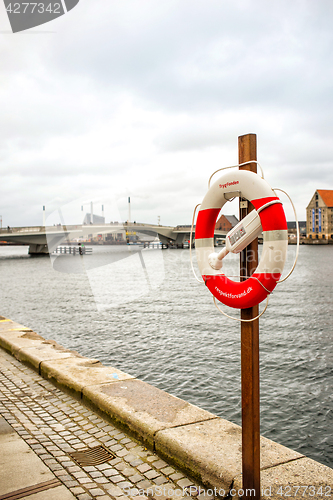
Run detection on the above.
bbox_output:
[1,0,333,228]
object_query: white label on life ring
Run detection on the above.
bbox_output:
[228,224,246,246]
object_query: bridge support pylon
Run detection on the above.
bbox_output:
[28,244,49,256]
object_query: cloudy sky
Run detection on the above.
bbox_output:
[1,0,333,228]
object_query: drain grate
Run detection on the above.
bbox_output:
[68,445,114,467]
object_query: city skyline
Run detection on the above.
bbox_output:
[1,1,333,227]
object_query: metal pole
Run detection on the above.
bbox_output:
[238,133,260,498]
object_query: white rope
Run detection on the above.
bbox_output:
[189,203,204,283]
[257,199,282,213]
[213,295,269,322]
[208,161,264,188]
[273,188,299,283]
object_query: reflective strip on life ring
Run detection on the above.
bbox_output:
[195,170,288,309]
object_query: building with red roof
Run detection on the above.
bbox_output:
[306,190,333,239]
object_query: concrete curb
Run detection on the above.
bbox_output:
[0,317,332,495]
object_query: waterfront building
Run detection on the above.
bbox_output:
[215,214,239,231]
[287,221,306,239]
[306,189,333,239]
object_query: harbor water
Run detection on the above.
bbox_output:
[0,243,332,468]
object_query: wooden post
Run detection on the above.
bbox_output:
[238,134,261,498]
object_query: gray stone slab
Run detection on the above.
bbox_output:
[0,318,31,333]
[233,457,333,498]
[0,431,55,495]
[0,423,76,498]
[0,321,80,370]
[17,342,77,371]
[0,317,15,328]
[155,418,304,491]
[0,324,46,355]
[82,379,218,448]
[40,357,134,395]
[0,417,15,435]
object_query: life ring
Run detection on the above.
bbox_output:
[195,170,288,309]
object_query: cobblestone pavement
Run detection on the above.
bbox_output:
[0,349,217,500]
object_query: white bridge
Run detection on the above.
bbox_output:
[0,222,227,254]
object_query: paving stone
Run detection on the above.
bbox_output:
[55,472,73,481]
[94,476,110,484]
[105,484,124,497]
[53,450,66,457]
[77,494,93,500]
[120,467,136,477]
[48,463,64,471]
[123,453,139,463]
[128,473,145,484]
[125,442,137,450]
[53,469,67,477]
[83,465,98,473]
[67,465,82,473]
[88,487,107,496]
[72,442,88,449]
[114,432,126,439]
[60,460,76,467]
[170,472,185,481]
[104,468,123,477]
[110,474,126,483]
[151,459,168,469]
[116,448,130,457]
[90,471,104,478]
[177,478,194,488]
[129,459,144,467]
[73,471,90,479]
[70,487,86,495]
[110,444,123,452]
[137,463,151,473]
[63,479,80,488]
[136,479,154,489]
[103,425,115,432]
[96,463,114,471]
[100,435,114,443]
[120,438,132,445]
[161,466,175,476]
[144,469,161,480]
[118,480,135,489]
[110,458,122,466]
[154,476,170,486]
[77,476,94,484]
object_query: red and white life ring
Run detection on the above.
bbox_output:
[195,170,288,309]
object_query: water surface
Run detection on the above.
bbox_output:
[0,244,332,467]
